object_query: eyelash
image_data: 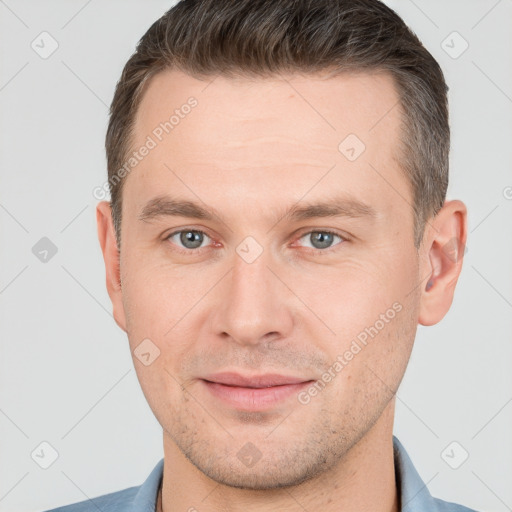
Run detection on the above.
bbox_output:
[163,228,348,255]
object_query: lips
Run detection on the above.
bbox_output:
[201,372,310,388]
[200,372,315,411]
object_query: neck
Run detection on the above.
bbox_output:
[160,400,399,512]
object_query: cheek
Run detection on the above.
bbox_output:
[302,253,414,328]
[120,259,210,375]
[132,356,183,429]
[121,258,195,331]
[322,291,418,424]
[298,250,418,385]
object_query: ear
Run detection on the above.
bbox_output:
[418,199,468,326]
[96,201,127,332]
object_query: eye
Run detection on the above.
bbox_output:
[163,228,347,254]
[296,230,346,251]
[165,229,211,251]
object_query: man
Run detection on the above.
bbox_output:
[45,0,476,510]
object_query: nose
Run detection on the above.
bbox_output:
[210,246,294,347]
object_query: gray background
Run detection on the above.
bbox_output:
[0,1,511,511]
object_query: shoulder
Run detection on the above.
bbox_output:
[41,457,164,512]
[40,485,139,512]
[431,496,480,512]
[392,436,481,512]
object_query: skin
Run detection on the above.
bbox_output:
[97,69,467,512]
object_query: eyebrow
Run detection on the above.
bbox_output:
[138,194,378,225]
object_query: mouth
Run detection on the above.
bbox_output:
[200,372,315,411]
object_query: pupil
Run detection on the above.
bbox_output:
[181,231,202,249]
[312,232,332,249]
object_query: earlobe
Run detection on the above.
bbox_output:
[96,201,127,332]
[418,200,468,326]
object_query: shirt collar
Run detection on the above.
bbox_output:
[393,435,440,511]
[129,457,163,512]
[131,436,438,512]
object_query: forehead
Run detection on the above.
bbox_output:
[125,68,410,224]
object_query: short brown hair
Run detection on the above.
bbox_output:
[105,0,449,250]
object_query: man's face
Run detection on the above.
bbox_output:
[109,69,424,488]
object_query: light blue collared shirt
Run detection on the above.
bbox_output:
[42,436,478,512]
